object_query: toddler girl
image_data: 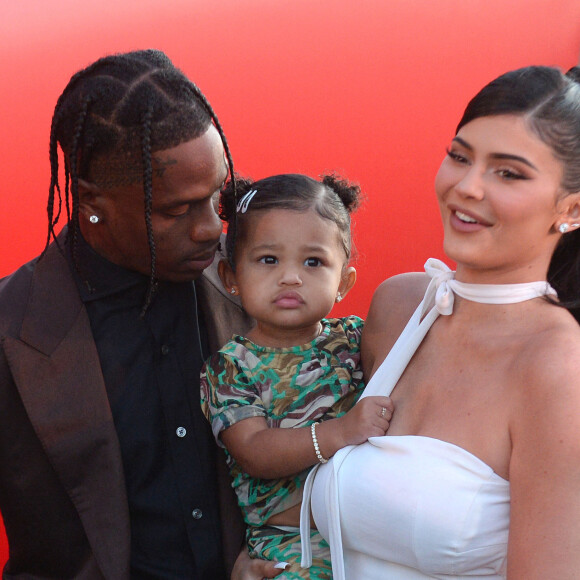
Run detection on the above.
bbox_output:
[201,174,391,578]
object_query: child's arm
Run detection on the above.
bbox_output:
[221,395,392,479]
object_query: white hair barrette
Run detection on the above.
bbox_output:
[236,189,258,213]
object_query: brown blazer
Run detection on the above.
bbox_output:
[0,238,250,579]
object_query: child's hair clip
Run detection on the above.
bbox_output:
[236,189,258,214]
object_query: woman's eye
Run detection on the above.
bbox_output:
[305,257,322,267]
[497,168,525,180]
[259,256,278,265]
[446,148,469,164]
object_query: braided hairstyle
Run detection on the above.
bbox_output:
[220,173,361,269]
[456,65,580,321]
[46,49,236,312]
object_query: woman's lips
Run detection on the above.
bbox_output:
[449,207,491,231]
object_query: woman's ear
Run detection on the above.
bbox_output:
[218,259,239,296]
[555,191,580,233]
[336,266,357,302]
[569,196,580,223]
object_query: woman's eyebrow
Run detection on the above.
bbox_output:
[452,136,538,170]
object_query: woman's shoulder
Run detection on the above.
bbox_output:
[362,271,430,377]
[370,271,430,319]
[511,308,580,423]
[374,270,430,294]
[517,308,580,383]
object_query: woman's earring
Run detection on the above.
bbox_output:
[89,215,100,224]
[336,293,342,303]
[230,287,237,295]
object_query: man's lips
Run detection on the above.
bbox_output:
[183,241,220,267]
[185,253,216,269]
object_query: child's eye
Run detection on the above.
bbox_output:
[259,255,278,265]
[304,257,322,267]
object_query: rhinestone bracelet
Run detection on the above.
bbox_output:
[310,422,328,464]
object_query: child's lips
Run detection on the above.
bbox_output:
[274,291,304,307]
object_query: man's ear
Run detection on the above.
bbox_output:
[77,179,104,223]
[218,259,239,295]
[337,266,357,300]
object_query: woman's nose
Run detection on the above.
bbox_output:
[455,166,485,200]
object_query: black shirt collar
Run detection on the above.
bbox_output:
[66,232,149,302]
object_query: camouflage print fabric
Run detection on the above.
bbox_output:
[247,525,331,579]
[200,316,365,528]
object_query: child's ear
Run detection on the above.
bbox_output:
[337,266,357,302]
[218,259,239,296]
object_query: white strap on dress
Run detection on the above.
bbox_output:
[300,258,556,578]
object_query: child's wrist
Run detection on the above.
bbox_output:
[313,419,342,460]
[310,422,328,464]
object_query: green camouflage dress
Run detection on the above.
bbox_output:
[201,316,365,579]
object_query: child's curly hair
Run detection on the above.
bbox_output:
[220,173,362,268]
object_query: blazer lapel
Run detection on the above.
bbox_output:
[3,243,130,578]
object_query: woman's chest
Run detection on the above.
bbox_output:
[387,337,516,478]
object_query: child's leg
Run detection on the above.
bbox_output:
[247,525,331,580]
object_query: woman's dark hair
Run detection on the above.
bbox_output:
[457,65,580,320]
[46,49,235,312]
[220,173,361,268]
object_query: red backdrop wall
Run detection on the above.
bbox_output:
[1,0,579,568]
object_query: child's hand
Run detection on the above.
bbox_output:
[333,395,393,447]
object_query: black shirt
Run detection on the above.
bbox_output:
[69,238,226,580]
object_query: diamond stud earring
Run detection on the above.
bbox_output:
[89,215,100,224]
[559,223,570,234]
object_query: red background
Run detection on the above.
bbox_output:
[1,0,579,568]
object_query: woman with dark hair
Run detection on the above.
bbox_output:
[302,66,580,579]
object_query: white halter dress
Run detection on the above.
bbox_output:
[300,259,556,580]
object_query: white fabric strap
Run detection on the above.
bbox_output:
[423,257,557,316]
[300,464,318,568]
[300,258,557,578]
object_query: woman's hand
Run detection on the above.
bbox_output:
[230,547,286,580]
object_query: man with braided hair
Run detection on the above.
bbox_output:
[0,50,281,580]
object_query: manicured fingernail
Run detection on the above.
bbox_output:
[274,561,289,569]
